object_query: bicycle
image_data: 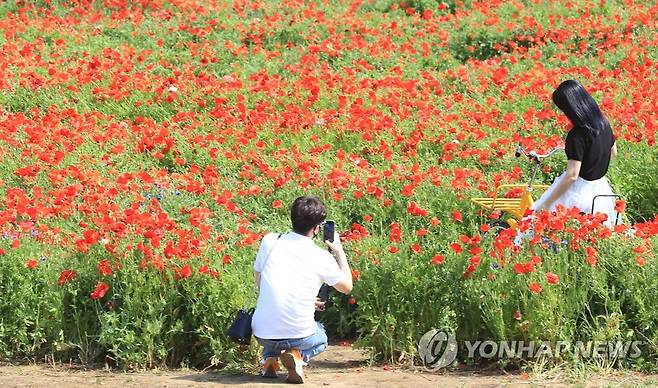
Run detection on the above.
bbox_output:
[471,144,622,231]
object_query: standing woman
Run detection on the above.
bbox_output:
[532,79,619,225]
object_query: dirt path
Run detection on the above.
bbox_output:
[1,345,656,387]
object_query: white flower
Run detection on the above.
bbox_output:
[100,238,110,245]
[451,139,460,144]
[168,85,178,93]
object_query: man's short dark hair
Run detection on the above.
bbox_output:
[291,196,327,235]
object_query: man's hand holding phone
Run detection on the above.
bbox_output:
[320,220,352,294]
[324,231,344,256]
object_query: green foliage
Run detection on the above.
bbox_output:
[608,142,658,222]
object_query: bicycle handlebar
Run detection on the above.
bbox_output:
[515,145,564,162]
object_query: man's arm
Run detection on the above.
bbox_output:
[325,233,353,294]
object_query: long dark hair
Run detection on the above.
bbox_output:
[552,79,611,138]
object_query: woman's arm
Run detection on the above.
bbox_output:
[611,142,617,158]
[255,271,261,290]
[535,160,582,211]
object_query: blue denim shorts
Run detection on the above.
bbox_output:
[256,321,328,363]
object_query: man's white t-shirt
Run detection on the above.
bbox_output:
[252,232,345,339]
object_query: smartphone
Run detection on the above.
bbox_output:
[323,220,335,243]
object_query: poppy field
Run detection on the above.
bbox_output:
[1,0,658,371]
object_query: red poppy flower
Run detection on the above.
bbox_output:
[450,243,462,254]
[528,282,543,294]
[58,270,77,285]
[176,265,192,280]
[514,263,526,275]
[26,259,38,270]
[546,272,560,285]
[469,255,481,265]
[98,260,113,276]
[407,201,428,217]
[223,255,232,265]
[469,246,482,255]
[614,200,626,213]
[199,265,220,277]
[411,243,422,254]
[389,223,402,243]
[431,254,444,265]
[415,228,428,237]
[585,246,597,266]
[91,282,109,300]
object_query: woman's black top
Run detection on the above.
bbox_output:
[564,126,615,181]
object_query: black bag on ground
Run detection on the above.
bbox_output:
[227,308,255,344]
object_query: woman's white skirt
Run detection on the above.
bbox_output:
[531,173,619,226]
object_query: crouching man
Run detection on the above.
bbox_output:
[252,196,353,384]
